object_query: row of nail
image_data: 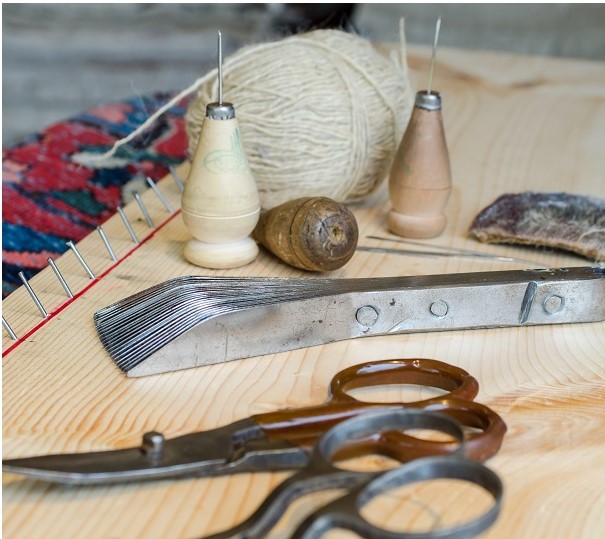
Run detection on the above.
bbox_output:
[3,171,185,342]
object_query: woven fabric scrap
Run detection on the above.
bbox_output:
[469,192,605,262]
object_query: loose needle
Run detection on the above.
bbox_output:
[426,16,441,95]
[359,242,545,267]
[367,235,535,261]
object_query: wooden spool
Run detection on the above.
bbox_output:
[253,197,359,272]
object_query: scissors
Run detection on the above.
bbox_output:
[200,408,503,539]
[2,358,506,485]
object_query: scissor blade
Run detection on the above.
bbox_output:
[2,418,260,485]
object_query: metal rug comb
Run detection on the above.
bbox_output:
[94,267,605,377]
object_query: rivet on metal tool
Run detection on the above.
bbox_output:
[169,165,185,193]
[47,257,74,298]
[356,305,379,327]
[146,177,174,213]
[2,316,18,340]
[430,300,449,318]
[117,207,139,244]
[543,295,564,314]
[227,440,247,463]
[141,431,165,458]
[66,241,95,279]
[97,226,117,261]
[18,271,48,318]
[132,192,155,229]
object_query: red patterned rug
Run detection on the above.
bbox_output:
[2,93,189,297]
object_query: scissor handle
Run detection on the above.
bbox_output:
[422,398,507,462]
[293,456,503,539]
[201,409,472,539]
[252,358,499,459]
[289,409,502,539]
[321,397,506,464]
[329,358,479,403]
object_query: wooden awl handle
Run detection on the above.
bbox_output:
[253,197,358,272]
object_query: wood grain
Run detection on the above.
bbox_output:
[3,45,605,539]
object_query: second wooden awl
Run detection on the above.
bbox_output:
[253,197,358,272]
[388,17,452,239]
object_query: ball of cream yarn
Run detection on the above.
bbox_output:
[185,29,414,209]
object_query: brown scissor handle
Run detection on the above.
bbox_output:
[329,358,479,403]
[330,398,507,463]
[253,358,486,452]
[421,398,508,462]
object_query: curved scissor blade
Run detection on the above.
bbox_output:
[2,418,261,485]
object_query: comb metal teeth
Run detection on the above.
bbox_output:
[93,276,399,373]
[93,268,605,377]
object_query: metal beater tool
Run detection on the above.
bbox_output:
[93,266,605,377]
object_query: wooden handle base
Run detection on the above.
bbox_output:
[183,237,258,269]
[388,209,447,239]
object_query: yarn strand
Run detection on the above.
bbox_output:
[77,29,413,210]
[75,71,214,164]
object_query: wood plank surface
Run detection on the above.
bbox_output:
[3,44,605,539]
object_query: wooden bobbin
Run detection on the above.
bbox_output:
[388,91,452,239]
[253,197,358,272]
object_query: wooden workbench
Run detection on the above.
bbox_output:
[3,44,604,538]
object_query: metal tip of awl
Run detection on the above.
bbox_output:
[217,30,223,105]
[427,16,442,95]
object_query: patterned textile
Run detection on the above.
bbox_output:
[2,93,189,297]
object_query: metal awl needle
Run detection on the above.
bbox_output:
[47,258,74,298]
[168,166,184,193]
[18,271,48,318]
[146,177,173,212]
[66,241,95,279]
[218,30,223,105]
[2,316,18,340]
[97,226,118,261]
[427,16,441,95]
[117,207,139,244]
[132,192,154,228]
